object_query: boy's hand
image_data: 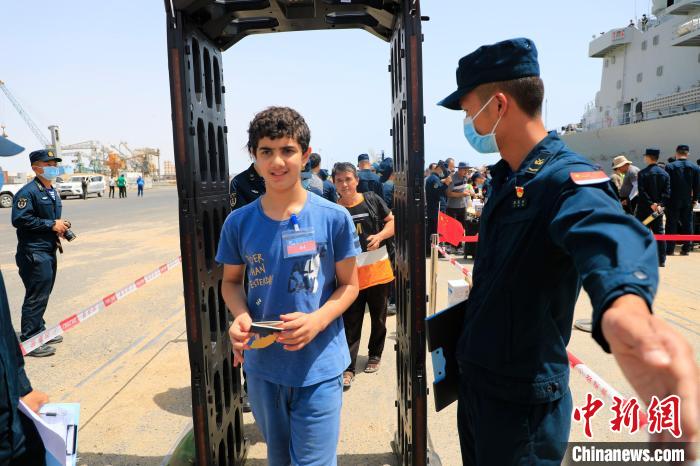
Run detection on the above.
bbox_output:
[366,233,382,251]
[278,312,326,351]
[229,313,252,367]
[21,389,49,413]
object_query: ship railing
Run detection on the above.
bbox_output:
[677,15,700,37]
[580,102,700,130]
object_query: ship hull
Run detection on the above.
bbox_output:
[561,112,700,169]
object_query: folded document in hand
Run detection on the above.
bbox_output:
[18,400,80,466]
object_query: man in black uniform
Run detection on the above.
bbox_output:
[424,163,451,255]
[357,153,383,197]
[665,144,700,256]
[636,148,670,266]
[229,161,265,211]
[12,150,70,357]
[0,136,48,465]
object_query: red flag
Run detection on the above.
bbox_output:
[438,212,465,246]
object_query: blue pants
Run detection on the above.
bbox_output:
[137,186,144,196]
[665,204,694,254]
[246,373,343,466]
[457,378,572,465]
[15,250,57,341]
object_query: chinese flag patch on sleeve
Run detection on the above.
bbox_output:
[570,171,610,185]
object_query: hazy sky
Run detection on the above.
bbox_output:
[1,1,644,175]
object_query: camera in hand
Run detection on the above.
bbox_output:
[63,220,77,242]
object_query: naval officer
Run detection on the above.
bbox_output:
[665,144,700,256]
[438,38,699,464]
[636,148,670,266]
[230,162,265,211]
[12,149,70,357]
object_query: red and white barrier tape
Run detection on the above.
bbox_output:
[20,256,182,355]
[444,234,700,243]
[567,350,649,427]
[434,244,472,278]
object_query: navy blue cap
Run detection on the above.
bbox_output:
[358,153,370,163]
[438,38,540,110]
[0,136,24,157]
[29,149,62,164]
[644,148,660,157]
[676,144,690,152]
[457,162,470,169]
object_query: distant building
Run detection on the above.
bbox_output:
[163,160,176,179]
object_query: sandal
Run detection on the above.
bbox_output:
[364,357,381,373]
[343,371,355,390]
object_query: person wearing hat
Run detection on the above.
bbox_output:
[425,162,451,255]
[439,38,699,464]
[610,158,624,194]
[636,148,670,266]
[446,162,474,253]
[11,149,70,357]
[665,144,700,256]
[614,154,640,214]
[356,153,383,197]
[1,137,49,464]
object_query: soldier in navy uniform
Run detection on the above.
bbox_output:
[424,163,451,255]
[665,144,700,256]
[1,137,48,465]
[357,153,383,197]
[636,148,670,266]
[230,162,265,211]
[439,38,699,464]
[12,149,70,357]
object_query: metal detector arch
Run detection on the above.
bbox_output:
[164,1,428,464]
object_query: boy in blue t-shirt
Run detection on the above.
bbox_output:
[216,106,360,465]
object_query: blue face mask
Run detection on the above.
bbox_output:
[463,96,502,154]
[40,166,60,181]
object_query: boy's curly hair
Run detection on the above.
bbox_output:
[247,106,311,154]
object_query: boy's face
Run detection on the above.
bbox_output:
[254,136,310,192]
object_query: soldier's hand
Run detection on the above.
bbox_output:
[52,219,69,235]
[603,295,700,454]
[20,389,49,413]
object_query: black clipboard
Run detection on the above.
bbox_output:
[425,301,466,412]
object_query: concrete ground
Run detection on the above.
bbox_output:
[1,185,697,464]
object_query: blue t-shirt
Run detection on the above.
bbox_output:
[216,193,360,387]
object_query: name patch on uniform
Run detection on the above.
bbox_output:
[570,171,610,185]
[17,197,28,209]
[512,198,528,209]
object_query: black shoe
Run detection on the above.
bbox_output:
[659,263,666,267]
[680,251,690,256]
[47,335,63,344]
[27,345,56,357]
[667,251,675,256]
